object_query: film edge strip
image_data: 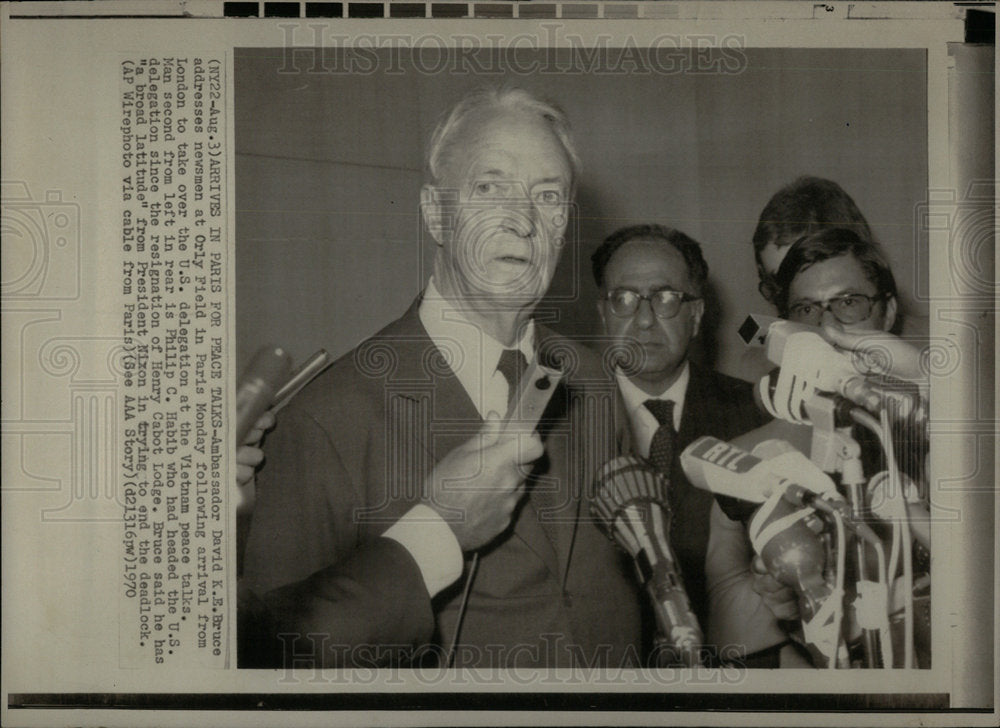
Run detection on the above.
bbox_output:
[12,1,988,21]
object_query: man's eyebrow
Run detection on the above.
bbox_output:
[791,287,867,303]
[534,176,569,186]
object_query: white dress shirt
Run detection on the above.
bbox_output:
[383,279,535,597]
[615,361,690,459]
[419,278,535,418]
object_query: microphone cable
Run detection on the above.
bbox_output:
[851,405,915,668]
[445,551,479,669]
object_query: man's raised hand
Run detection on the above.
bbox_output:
[423,413,544,552]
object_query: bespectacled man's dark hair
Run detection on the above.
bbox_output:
[591,224,709,297]
[773,227,899,320]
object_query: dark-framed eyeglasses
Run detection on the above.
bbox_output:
[604,288,700,320]
[787,292,888,326]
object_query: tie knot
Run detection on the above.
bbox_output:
[644,398,675,428]
[497,348,528,393]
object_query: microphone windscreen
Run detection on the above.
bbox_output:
[590,456,669,559]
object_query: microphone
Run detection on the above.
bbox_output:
[681,436,881,547]
[590,456,703,667]
[236,345,292,447]
[680,436,840,505]
[747,490,839,668]
[680,435,844,666]
[748,320,926,428]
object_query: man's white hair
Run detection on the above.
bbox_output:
[426,86,581,189]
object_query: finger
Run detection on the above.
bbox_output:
[768,601,800,621]
[820,323,865,352]
[236,463,255,485]
[757,574,787,595]
[477,411,504,447]
[504,491,522,515]
[256,410,276,430]
[243,429,265,446]
[236,446,264,467]
[512,432,544,465]
[751,555,768,575]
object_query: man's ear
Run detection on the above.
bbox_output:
[690,298,706,339]
[881,295,898,332]
[420,184,446,247]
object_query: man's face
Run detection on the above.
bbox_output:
[787,253,897,333]
[598,240,704,390]
[425,107,572,309]
[759,242,788,278]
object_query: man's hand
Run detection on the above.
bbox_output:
[751,555,800,621]
[821,325,927,384]
[237,411,275,486]
[424,413,544,552]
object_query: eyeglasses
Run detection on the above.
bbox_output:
[787,293,887,326]
[604,288,700,319]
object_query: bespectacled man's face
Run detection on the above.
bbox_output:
[787,253,897,333]
[424,108,573,310]
[598,240,704,392]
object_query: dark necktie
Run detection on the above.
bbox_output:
[644,398,677,477]
[496,348,528,418]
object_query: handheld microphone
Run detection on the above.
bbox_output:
[680,433,842,667]
[681,436,882,547]
[235,345,292,447]
[590,456,703,667]
[747,492,839,667]
[680,436,840,505]
[749,321,926,428]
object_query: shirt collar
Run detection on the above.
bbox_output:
[419,278,535,410]
[616,361,690,428]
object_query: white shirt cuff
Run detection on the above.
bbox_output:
[382,504,464,598]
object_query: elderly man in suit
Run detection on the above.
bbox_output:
[592,224,801,666]
[242,87,642,669]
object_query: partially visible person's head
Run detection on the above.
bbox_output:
[422,87,578,311]
[753,176,873,304]
[592,225,707,392]
[775,227,898,333]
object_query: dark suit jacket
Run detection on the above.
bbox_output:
[238,536,435,668]
[612,364,770,630]
[242,298,643,668]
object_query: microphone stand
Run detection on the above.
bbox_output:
[804,395,880,668]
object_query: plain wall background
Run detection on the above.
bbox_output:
[235,46,928,378]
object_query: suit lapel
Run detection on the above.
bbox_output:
[613,386,634,458]
[382,301,561,578]
[534,333,620,588]
[677,364,709,449]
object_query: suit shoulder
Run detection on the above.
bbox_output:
[690,365,770,433]
[281,313,423,420]
[696,367,755,400]
[537,327,610,383]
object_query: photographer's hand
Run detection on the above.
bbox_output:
[237,411,275,486]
